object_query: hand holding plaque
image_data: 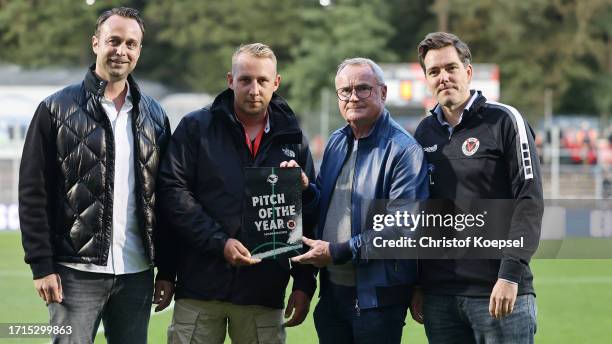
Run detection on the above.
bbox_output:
[279,160,309,190]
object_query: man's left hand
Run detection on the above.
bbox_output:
[291,237,332,268]
[279,160,309,191]
[489,279,518,320]
[283,290,311,327]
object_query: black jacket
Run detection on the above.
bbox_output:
[19,65,171,279]
[156,89,317,309]
[414,91,543,297]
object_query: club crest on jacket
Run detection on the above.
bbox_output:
[462,137,480,156]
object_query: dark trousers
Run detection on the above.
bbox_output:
[423,294,537,344]
[313,282,408,344]
[48,265,153,344]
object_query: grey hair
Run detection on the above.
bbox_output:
[336,57,385,85]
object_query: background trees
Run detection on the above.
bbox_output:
[1,0,610,126]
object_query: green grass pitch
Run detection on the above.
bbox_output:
[1,231,611,343]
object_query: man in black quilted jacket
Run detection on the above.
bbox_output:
[18,7,171,344]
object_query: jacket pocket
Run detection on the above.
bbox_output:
[254,309,285,344]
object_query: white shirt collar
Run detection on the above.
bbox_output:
[100,82,133,112]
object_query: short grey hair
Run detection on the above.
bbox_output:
[336,57,385,85]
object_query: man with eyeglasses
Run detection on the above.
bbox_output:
[291,58,429,343]
[19,7,171,343]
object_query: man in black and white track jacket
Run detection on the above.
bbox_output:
[411,32,544,344]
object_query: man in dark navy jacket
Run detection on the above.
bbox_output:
[156,43,317,344]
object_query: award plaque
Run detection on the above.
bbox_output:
[242,167,303,259]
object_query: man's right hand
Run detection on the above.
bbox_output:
[34,273,63,304]
[223,238,261,266]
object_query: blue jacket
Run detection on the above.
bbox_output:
[310,110,429,309]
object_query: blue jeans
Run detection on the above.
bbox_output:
[48,265,153,344]
[313,282,408,344]
[423,294,537,344]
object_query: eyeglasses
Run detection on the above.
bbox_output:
[336,84,379,101]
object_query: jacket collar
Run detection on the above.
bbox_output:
[210,88,302,135]
[341,108,390,143]
[429,90,487,127]
[84,64,142,106]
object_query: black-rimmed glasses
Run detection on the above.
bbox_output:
[336,84,379,101]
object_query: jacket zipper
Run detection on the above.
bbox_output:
[130,102,150,265]
[351,139,359,317]
[97,96,115,266]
